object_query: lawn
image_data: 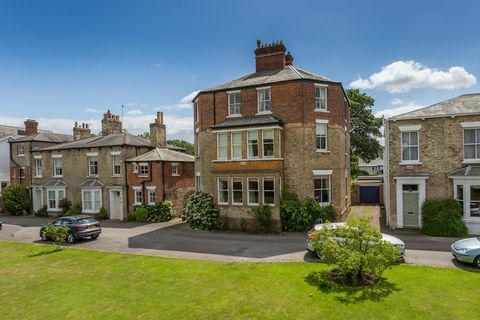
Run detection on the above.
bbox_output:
[1,241,479,320]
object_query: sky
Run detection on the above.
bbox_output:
[1,0,479,142]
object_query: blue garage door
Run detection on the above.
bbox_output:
[360,186,380,204]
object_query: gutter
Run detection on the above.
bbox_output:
[383,119,390,228]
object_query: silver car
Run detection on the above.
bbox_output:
[451,237,480,268]
[306,222,405,259]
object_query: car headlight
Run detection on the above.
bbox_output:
[455,247,468,253]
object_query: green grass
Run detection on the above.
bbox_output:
[1,241,479,320]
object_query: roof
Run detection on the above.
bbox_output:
[127,147,195,162]
[211,114,283,130]
[43,179,68,187]
[79,179,104,188]
[11,132,72,144]
[198,65,337,95]
[448,166,480,177]
[390,93,480,120]
[359,158,384,167]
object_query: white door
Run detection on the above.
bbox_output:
[109,190,123,220]
[33,189,43,212]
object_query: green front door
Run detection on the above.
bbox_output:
[403,185,419,227]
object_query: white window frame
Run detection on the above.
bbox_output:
[53,155,63,177]
[400,131,420,164]
[17,144,25,157]
[111,152,121,176]
[217,133,228,160]
[247,130,259,159]
[314,175,331,206]
[46,188,66,212]
[315,84,328,111]
[231,177,243,206]
[133,186,142,205]
[82,189,102,213]
[147,187,156,205]
[228,91,241,117]
[315,120,328,152]
[34,157,42,178]
[217,177,229,205]
[463,127,480,162]
[262,177,275,206]
[262,129,274,158]
[257,87,271,114]
[247,177,259,206]
[88,155,99,176]
[171,163,179,176]
[139,163,149,177]
[231,132,242,159]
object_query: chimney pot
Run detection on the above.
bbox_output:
[254,39,287,72]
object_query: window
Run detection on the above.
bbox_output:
[34,158,42,177]
[315,86,327,110]
[456,185,464,214]
[194,101,199,123]
[88,156,98,176]
[314,177,330,204]
[195,134,200,157]
[47,189,65,210]
[316,123,327,151]
[82,189,101,213]
[139,163,149,176]
[19,167,25,179]
[218,178,229,205]
[231,132,242,159]
[470,186,480,217]
[112,154,121,176]
[172,163,179,176]
[464,128,480,159]
[53,157,62,177]
[263,177,275,205]
[228,91,241,116]
[257,88,271,113]
[17,144,25,156]
[262,130,274,158]
[232,178,243,205]
[195,174,201,191]
[147,188,156,205]
[133,163,138,173]
[217,133,228,160]
[134,188,142,205]
[401,131,419,161]
[248,178,259,205]
[247,130,259,158]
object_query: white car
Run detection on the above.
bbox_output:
[306,222,405,258]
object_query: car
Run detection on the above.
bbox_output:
[306,222,405,259]
[451,237,480,268]
[40,215,101,243]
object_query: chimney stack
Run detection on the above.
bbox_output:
[24,119,38,136]
[73,122,92,141]
[254,39,288,72]
[149,112,167,148]
[285,51,294,66]
[101,110,122,136]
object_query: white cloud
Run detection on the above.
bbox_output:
[375,102,425,119]
[155,90,200,111]
[350,60,477,93]
[126,109,143,116]
[86,107,103,113]
[390,98,404,105]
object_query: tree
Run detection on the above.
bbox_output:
[167,139,194,155]
[139,132,150,139]
[42,224,69,251]
[1,184,30,215]
[346,89,383,178]
[312,218,400,285]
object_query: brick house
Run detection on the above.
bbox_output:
[10,111,194,219]
[384,94,480,234]
[193,40,351,230]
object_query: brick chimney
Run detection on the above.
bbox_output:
[73,122,91,141]
[101,110,122,136]
[255,39,289,72]
[24,119,38,136]
[150,112,166,148]
[285,51,294,66]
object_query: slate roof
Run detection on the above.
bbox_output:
[211,114,283,129]
[127,148,195,162]
[198,65,337,95]
[43,179,68,187]
[391,93,480,120]
[79,179,105,188]
[11,132,72,143]
[448,166,480,177]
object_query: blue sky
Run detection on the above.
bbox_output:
[1,0,479,141]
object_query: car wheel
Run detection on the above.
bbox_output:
[91,235,99,240]
[66,233,76,243]
[474,256,480,269]
[41,231,48,241]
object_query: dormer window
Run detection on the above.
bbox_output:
[315,85,327,111]
[228,91,241,116]
[257,87,271,113]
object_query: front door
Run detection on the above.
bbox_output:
[109,190,123,220]
[403,184,419,227]
[33,189,42,212]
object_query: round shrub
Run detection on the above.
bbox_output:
[127,213,137,221]
[249,205,274,232]
[184,192,219,230]
[35,205,49,217]
[2,184,30,215]
[422,198,468,237]
[97,207,108,220]
[135,207,150,222]
[64,203,81,216]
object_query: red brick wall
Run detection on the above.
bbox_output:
[10,166,30,186]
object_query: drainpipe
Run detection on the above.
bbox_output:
[383,119,390,228]
[28,141,33,215]
[9,141,22,184]
[142,161,153,204]
[124,147,129,215]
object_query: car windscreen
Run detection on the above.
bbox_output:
[75,217,97,225]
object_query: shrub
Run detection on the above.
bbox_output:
[280,192,301,231]
[136,201,175,222]
[422,198,468,237]
[126,213,137,221]
[64,203,82,216]
[58,198,72,214]
[42,224,69,251]
[313,218,400,285]
[184,192,219,230]
[35,205,49,217]
[249,205,274,232]
[97,207,108,220]
[2,184,29,215]
[135,207,150,222]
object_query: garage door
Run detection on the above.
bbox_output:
[359,186,380,204]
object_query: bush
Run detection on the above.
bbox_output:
[58,198,72,214]
[35,205,49,217]
[249,205,274,232]
[97,207,108,220]
[42,224,69,251]
[184,192,219,230]
[126,213,137,221]
[422,198,468,237]
[313,218,400,285]
[135,207,150,222]
[136,201,175,222]
[2,184,29,215]
[64,203,82,216]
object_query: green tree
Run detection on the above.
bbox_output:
[346,89,383,178]
[42,224,70,251]
[2,184,30,215]
[167,139,194,155]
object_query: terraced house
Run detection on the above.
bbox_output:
[194,40,351,230]
[384,94,480,234]
[10,111,194,219]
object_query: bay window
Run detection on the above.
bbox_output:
[47,188,65,211]
[248,178,259,205]
[218,178,229,205]
[263,177,275,205]
[231,132,242,159]
[82,189,102,213]
[232,178,243,205]
[262,130,274,158]
[217,133,228,160]
[247,131,259,159]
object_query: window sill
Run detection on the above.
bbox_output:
[138,175,149,178]
[232,203,243,206]
[48,208,62,212]
[227,114,242,118]
[462,159,480,164]
[217,203,229,206]
[17,155,25,157]
[399,161,422,165]
[82,210,100,214]
[172,174,180,177]
[255,111,272,116]
[247,203,260,207]
[315,150,330,153]
[52,175,63,178]
[34,176,42,179]
[314,109,329,113]
[111,175,122,178]
[88,175,99,178]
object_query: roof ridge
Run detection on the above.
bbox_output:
[289,65,304,79]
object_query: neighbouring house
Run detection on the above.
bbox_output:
[351,176,384,205]
[358,158,384,175]
[193,40,351,230]
[384,93,480,234]
[9,111,194,219]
